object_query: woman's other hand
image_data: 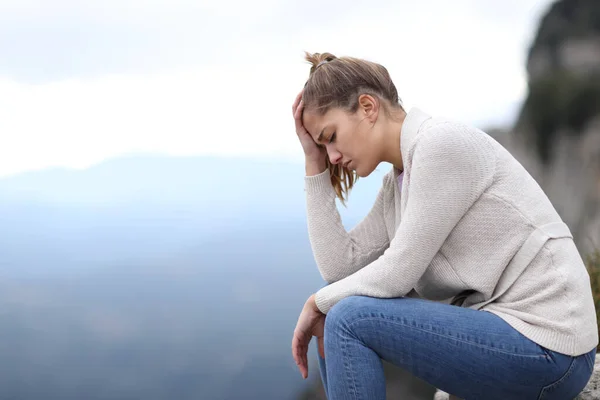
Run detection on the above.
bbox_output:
[292,293,326,379]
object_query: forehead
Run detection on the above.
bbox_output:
[302,108,346,140]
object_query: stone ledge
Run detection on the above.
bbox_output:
[575,358,600,400]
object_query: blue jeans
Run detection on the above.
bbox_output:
[317,296,596,399]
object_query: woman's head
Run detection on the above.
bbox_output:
[301,52,404,203]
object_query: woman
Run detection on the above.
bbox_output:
[290,52,598,400]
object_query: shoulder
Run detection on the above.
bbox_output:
[421,117,493,144]
[401,107,497,155]
[413,117,498,164]
[405,119,497,193]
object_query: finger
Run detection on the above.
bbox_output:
[298,100,305,120]
[294,105,308,137]
[318,336,325,359]
[300,345,308,378]
[292,332,301,365]
[294,337,310,378]
[292,333,308,378]
[292,90,304,115]
[294,103,307,136]
[294,99,304,121]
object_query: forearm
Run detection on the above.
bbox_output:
[305,170,389,283]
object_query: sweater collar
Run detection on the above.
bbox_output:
[394,107,432,180]
[400,107,432,156]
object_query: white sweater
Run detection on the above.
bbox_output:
[305,107,598,356]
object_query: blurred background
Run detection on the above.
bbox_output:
[1,0,599,399]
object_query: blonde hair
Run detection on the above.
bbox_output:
[302,51,403,204]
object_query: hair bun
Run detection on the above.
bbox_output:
[304,51,337,74]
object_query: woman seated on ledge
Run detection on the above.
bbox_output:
[290,51,598,400]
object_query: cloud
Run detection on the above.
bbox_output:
[0,0,284,82]
[0,0,550,82]
[0,0,554,177]
[0,62,308,177]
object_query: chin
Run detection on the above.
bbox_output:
[354,159,382,178]
[355,170,368,178]
[354,164,373,178]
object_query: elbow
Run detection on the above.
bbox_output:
[318,267,341,285]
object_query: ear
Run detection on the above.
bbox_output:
[357,94,380,123]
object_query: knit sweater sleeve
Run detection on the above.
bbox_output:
[304,170,391,283]
[314,124,496,313]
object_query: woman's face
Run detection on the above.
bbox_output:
[302,97,382,177]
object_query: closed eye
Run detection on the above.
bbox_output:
[329,132,336,144]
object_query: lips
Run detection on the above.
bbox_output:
[343,160,352,169]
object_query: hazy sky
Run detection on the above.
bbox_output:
[0,0,554,177]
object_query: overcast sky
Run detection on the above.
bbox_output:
[0,0,554,177]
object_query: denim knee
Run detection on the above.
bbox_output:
[325,296,369,332]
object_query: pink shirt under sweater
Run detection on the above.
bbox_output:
[397,169,404,191]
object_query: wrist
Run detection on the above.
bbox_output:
[305,157,327,176]
[306,294,322,314]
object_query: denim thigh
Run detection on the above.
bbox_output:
[319,295,595,400]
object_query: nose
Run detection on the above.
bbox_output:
[327,148,342,165]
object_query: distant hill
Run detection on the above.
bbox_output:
[0,154,389,276]
[0,153,390,399]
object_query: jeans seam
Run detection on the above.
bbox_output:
[584,351,595,371]
[341,332,359,399]
[348,315,548,359]
[537,356,576,399]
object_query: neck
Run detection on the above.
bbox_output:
[380,110,406,171]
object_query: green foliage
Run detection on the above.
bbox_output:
[586,250,600,349]
[519,71,600,163]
